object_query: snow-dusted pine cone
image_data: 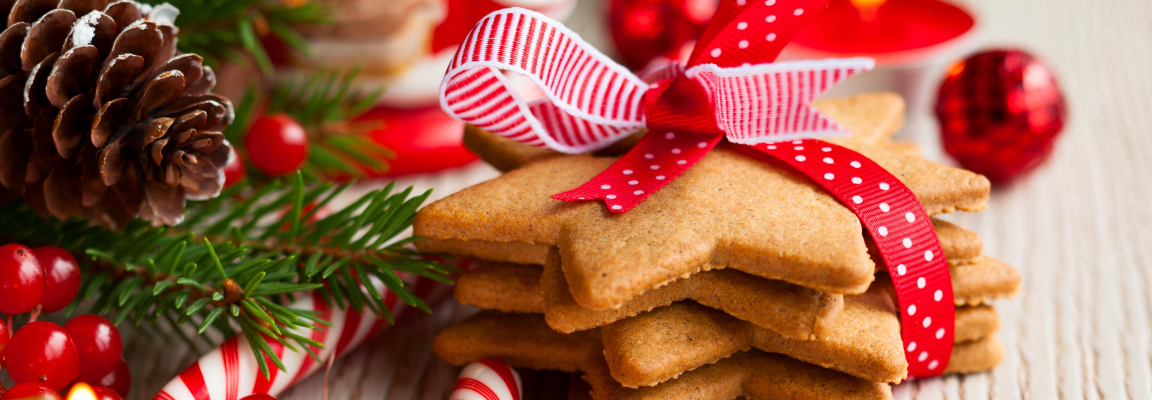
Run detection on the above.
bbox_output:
[0,0,234,228]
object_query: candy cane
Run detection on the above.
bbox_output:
[450,359,522,400]
[155,260,465,400]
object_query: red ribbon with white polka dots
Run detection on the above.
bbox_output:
[439,0,953,378]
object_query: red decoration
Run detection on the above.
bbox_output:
[244,114,309,176]
[432,0,576,54]
[221,148,246,188]
[64,315,124,382]
[451,359,522,400]
[608,0,716,69]
[935,49,1066,183]
[0,317,8,356]
[791,0,975,56]
[31,246,80,314]
[0,383,61,400]
[0,244,45,315]
[5,321,79,390]
[441,0,956,378]
[88,387,122,400]
[361,106,477,177]
[239,395,277,400]
[87,361,131,399]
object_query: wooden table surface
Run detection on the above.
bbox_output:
[125,0,1152,398]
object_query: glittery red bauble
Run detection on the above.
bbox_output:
[935,49,1067,183]
[609,0,716,70]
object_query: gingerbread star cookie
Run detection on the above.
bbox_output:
[415,136,989,310]
[454,251,1019,336]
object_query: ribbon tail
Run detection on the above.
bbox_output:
[553,132,722,213]
[439,8,650,154]
[740,139,956,379]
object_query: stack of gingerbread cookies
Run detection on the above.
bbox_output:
[418,93,1021,400]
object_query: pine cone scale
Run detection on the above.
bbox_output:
[59,0,110,17]
[91,96,125,148]
[8,0,56,26]
[50,92,94,159]
[94,54,142,108]
[22,9,76,71]
[131,70,185,121]
[46,45,98,107]
[0,22,28,73]
[43,162,82,218]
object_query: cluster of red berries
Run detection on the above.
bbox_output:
[0,244,129,400]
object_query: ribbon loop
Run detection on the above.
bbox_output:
[440,8,650,153]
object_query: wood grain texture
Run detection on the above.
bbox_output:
[124,0,1152,398]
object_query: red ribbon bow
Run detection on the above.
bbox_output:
[440,0,955,379]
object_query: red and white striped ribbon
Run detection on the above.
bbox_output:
[153,264,462,399]
[450,359,522,400]
[439,5,870,154]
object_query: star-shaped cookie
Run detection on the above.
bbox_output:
[415,93,990,310]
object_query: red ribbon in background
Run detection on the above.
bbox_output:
[440,0,954,379]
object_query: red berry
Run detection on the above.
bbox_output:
[0,244,45,315]
[4,321,79,390]
[64,315,123,381]
[222,147,247,187]
[0,316,9,356]
[89,387,122,400]
[245,114,308,176]
[86,360,130,399]
[0,382,62,400]
[240,394,278,400]
[31,246,81,313]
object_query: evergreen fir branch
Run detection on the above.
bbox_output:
[139,0,328,74]
[0,174,446,379]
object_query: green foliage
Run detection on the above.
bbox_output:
[0,174,450,379]
[229,69,394,180]
[139,0,327,74]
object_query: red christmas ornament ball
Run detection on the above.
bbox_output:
[31,246,81,313]
[240,394,278,400]
[4,321,80,390]
[245,114,309,176]
[935,49,1067,183]
[609,0,716,70]
[0,382,61,400]
[64,315,124,381]
[0,243,45,315]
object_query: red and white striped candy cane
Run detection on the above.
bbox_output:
[450,359,522,400]
[154,261,464,400]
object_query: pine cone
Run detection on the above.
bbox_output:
[0,0,234,228]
